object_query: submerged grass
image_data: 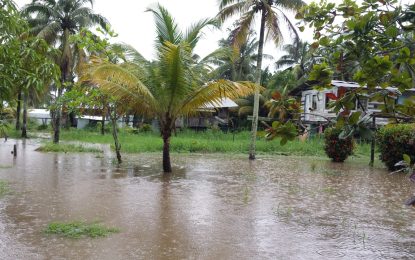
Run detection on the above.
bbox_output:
[36,143,102,153]
[0,180,10,197]
[44,221,119,238]
[59,128,373,158]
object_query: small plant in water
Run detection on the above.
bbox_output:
[44,221,119,238]
[0,180,10,197]
[310,162,317,172]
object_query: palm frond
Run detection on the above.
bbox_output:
[179,80,260,116]
[114,43,148,64]
[146,4,182,45]
[271,6,301,44]
[274,0,305,10]
[184,18,218,49]
[264,5,283,46]
[37,21,61,42]
[217,1,247,23]
[81,60,154,112]
[158,42,194,111]
[231,9,256,47]
[238,105,253,117]
[21,3,56,18]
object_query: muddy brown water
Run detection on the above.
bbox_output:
[0,139,414,259]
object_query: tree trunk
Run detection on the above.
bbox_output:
[68,111,76,128]
[54,28,71,144]
[21,92,27,138]
[101,116,105,135]
[249,8,266,160]
[15,90,21,131]
[162,117,173,173]
[53,88,63,144]
[110,106,122,164]
[162,130,172,173]
[125,113,130,127]
[132,113,139,128]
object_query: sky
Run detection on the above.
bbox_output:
[13,0,412,68]
[13,0,313,67]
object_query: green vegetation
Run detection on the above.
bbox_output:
[324,127,355,162]
[57,128,372,157]
[44,221,119,239]
[36,143,102,153]
[377,124,415,170]
[0,180,10,197]
[83,5,258,172]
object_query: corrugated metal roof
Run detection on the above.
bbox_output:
[28,109,50,118]
[202,98,238,108]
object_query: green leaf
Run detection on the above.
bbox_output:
[349,111,362,125]
[403,154,411,165]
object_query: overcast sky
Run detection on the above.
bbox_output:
[13,0,314,65]
[13,0,412,68]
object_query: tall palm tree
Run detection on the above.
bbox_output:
[275,40,311,78]
[204,31,267,81]
[81,5,258,172]
[22,0,109,143]
[218,0,305,160]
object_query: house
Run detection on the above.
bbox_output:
[28,109,51,125]
[27,109,123,129]
[185,97,238,130]
[290,80,415,130]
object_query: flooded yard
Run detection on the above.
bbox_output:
[0,139,414,259]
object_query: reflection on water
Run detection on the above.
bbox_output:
[0,139,414,259]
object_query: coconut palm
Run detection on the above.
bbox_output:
[22,0,109,143]
[218,0,305,159]
[204,31,268,81]
[275,40,312,79]
[81,5,258,172]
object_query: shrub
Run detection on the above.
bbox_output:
[324,127,354,162]
[377,124,415,170]
[139,123,152,132]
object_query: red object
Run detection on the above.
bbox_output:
[326,93,338,100]
[272,91,282,100]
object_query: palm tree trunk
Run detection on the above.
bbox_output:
[249,8,266,160]
[21,92,27,138]
[15,90,21,131]
[162,118,172,173]
[110,106,122,164]
[162,131,172,173]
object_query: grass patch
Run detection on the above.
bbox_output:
[36,143,102,153]
[44,221,119,238]
[58,128,374,158]
[0,180,10,197]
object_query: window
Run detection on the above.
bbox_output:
[312,95,318,110]
[355,97,368,110]
[325,95,331,109]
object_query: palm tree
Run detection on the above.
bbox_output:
[81,5,258,172]
[275,40,311,78]
[22,0,109,143]
[218,0,305,160]
[204,31,266,81]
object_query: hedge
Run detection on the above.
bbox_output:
[377,124,415,170]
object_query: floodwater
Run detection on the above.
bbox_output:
[0,139,414,260]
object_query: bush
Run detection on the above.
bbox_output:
[324,127,354,162]
[139,123,152,132]
[377,124,415,170]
